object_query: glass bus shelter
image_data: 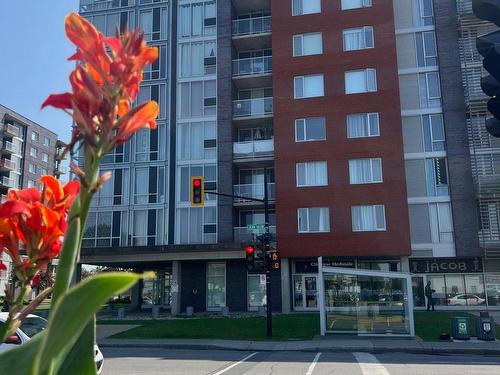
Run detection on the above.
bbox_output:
[318,257,415,336]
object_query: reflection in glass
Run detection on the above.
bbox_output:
[486,274,500,306]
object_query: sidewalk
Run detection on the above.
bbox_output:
[97,324,500,355]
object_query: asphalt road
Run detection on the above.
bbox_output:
[101,347,500,375]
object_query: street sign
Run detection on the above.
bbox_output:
[247,224,265,230]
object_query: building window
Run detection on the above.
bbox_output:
[352,205,386,231]
[426,158,449,196]
[414,0,434,26]
[294,74,324,99]
[179,41,217,78]
[298,207,330,233]
[137,83,167,119]
[134,166,165,204]
[207,262,226,310]
[177,121,217,161]
[347,113,379,138]
[341,0,372,10]
[30,147,38,158]
[343,27,374,51]
[345,69,377,94]
[27,180,35,188]
[292,0,321,16]
[422,114,445,151]
[138,7,168,41]
[132,209,162,246]
[293,33,323,56]
[295,117,326,142]
[143,44,167,80]
[43,137,50,147]
[179,1,217,38]
[349,158,383,184]
[31,131,39,142]
[178,164,217,203]
[82,211,122,248]
[41,153,49,163]
[40,167,48,176]
[429,202,453,243]
[28,163,37,174]
[419,72,441,108]
[179,80,217,118]
[177,206,217,244]
[416,31,437,67]
[296,161,328,187]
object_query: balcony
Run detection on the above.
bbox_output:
[0,158,16,172]
[234,225,276,243]
[3,123,20,138]
[232,16,271,50]
[233,97,273,120]
[233,139,274,160]
[232,56,272,89]
[233,183,275,203]
[0,176,14,189]
[2,141,17,155]
[232,0,270,14]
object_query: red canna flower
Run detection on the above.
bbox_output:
[0,176,80,283]
[42,12,158,156]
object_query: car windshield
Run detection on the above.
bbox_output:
[19,317,47,338]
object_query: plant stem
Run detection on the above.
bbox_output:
[0,283,29,342]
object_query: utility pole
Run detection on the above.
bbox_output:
[263,167,272,338]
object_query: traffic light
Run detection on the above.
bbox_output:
[270,250,281,270]
[245,245,255,271]
[474,0,500,137]
[190,176,204,206]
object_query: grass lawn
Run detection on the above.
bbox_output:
[102,311,500,342]
[106,314,320,341]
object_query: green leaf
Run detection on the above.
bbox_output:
[56,316,97,375]
[0,331,44,374]
[34,272,142,374]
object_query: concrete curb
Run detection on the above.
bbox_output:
[98,339,500,356]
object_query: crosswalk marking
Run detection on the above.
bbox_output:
[353,352,391,375]
[305,352,322,375]
[212,352,259,375]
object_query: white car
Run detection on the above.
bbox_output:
[447,294,486,306]
[0,313,103,373]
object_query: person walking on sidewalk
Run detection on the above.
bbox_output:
[425,280,435,311]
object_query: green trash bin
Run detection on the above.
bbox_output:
[451,316,471,340]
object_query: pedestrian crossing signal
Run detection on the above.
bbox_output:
[190,176,205,206]
[270,251,280,270]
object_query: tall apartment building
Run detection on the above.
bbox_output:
[0,104,61,296]
[77,0,500,318]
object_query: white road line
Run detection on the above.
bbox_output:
[212,352,259,375]
[353,352,391,375]
[306,352,322,375]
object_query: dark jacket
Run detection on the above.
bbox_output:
[425,284,435,297]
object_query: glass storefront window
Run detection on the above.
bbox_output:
[207,262,226,310]
[248,274,266,310]
[427,274,486,307]
[428,275,446,305]
[141,271,172,306]
[293,275,304,309]
[412,276,425,307]
[445,275,466,306]
[293,275,318,309]
[486,274,500,306]
[464,275,485,306]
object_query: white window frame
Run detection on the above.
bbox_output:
[294,74,325,99]
[416,31,437,67]
[31,131,39,142]
[295,117,327,142]
[293,32,323,56]
[351,205,386,232]
[346,113,380,138]
[42,153,49,163]
[292,0,322,16]
[30,147,37,158]
[349,158,383,184]
[425,72,441,100]
[296,161,328,187]
[28,163,37,174]
[345,69,377,94]
[341,0,372,11]
[342,26,374,51]
[43,137,50,147]
[297,207,330,233]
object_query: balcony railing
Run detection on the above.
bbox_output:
[233,139,274,159]
[457,0,472,15]
[0,176,14,188]
[233,56,272,77]
[232,16,271,36]
[80,0,135,12]
[233,183,275,202]
[233,97,273,118]
[0,158,16,171]
[3,123,20,138]
[2,141,17,154]
[234,225,276,243]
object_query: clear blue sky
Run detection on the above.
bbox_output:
[0,1,79,143]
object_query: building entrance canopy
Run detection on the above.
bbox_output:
[317,257,415,336]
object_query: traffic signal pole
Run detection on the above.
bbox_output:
[203,171,273,338]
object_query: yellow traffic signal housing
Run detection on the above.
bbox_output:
[190,176,205,206]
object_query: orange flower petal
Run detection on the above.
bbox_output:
[41,93,73,110]
[117,101,158,141]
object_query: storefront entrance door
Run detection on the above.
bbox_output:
[293,275,318,310]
